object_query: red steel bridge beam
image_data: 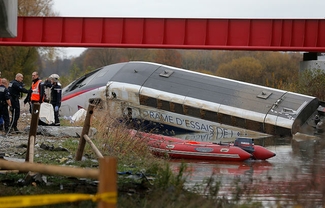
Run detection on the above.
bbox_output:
[0,17,325,52]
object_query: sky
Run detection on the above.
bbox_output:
[52,0,325,57]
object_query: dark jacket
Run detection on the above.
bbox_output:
[9,79,29,100]
[51,83,62,107]
[0,84,10,105]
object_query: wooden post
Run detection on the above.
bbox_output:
[25,103,40,162]
[98,157,117,208]
[84,135,104,159]
[0,159,99,179]
[26,135,36,178]
[75,104,95,161]
[28,136,35,163]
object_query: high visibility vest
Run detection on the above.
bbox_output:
[31,79,42,102]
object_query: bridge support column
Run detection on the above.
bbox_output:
[0,0,17,37]
[300,52,325,72]
[303,52,320,61]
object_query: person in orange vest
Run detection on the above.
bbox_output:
[24,71,45,113]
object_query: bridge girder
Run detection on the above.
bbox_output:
[1,16,325,52]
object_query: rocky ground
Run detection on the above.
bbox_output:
[0,102,37,157]
[0,101,91,162]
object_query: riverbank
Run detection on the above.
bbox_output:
[0,106,217,207]
[1,103,324,207]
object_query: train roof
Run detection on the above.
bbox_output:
[103,62,318,118]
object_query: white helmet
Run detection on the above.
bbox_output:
[49,74,60,82]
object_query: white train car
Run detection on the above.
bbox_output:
[61,61,323,138]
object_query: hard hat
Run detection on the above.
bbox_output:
[49,74,60,82]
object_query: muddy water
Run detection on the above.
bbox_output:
[170,134,325,207]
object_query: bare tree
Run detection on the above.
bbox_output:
[18,0,57,16]
[0,0,58,81]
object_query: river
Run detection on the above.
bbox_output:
[169,133,325,207]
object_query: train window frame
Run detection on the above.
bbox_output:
[67,68,102,92]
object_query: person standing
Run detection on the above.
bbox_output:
[0,78,12,132]
[43,77,52,103]
[8,73,30,132]
[48,74,62,126]
[24,71,44,113]
[0,71,3,130]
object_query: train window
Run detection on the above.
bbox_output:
[246,119,263,132]
[275,126,291,136]
[67,69,100,92]
[171,102,183,114]
[232,116,246,128]
[157,99,170,111]
[204,110,218,122]
[96,70,107,78]
[69,77,87,91]
[140,95,157,108]
[264,123,276,135]
[219,113,232,125]
[185,106,201,118]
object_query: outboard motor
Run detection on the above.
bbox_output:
[234,138,255,154]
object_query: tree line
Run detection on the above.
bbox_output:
[42,48,325,100]
[0,0,324,100]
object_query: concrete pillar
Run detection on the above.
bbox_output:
[303,52,319,61]
[0,0,18,37]
[300,53,325,72]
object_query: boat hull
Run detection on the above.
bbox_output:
[251,145,276,160]
[131,130,251,161]
[130,130,275,161]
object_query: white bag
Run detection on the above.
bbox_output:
[39,102,55,125]
[71,108,87,123]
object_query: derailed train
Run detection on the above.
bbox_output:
[61,61,325,139]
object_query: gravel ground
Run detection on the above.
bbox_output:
[0,100,65,159]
